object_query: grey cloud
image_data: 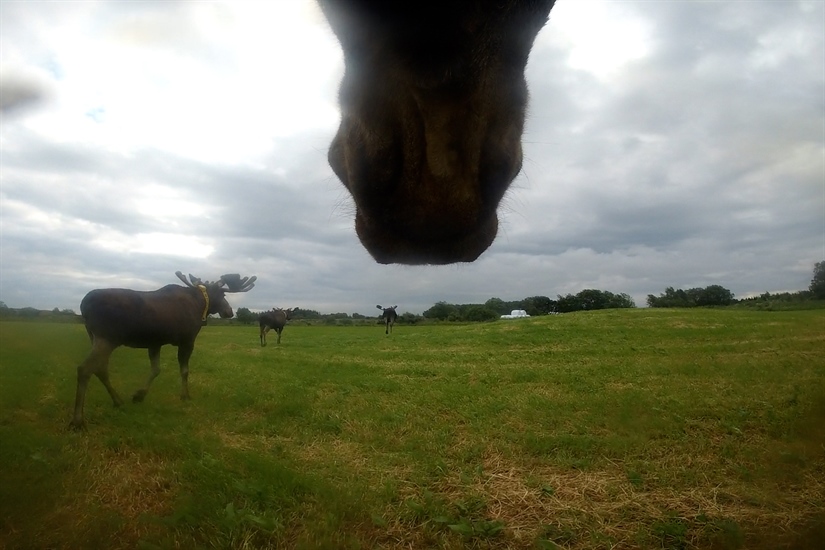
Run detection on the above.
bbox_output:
[0,74,47,114]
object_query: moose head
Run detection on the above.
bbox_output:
[319,0,557,264]
[175,271,257,319]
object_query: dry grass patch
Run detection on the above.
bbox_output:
[215,430,286,453]
[82,445,178,521]
[12,442,182,550]
[290,436,414,487]
[376,448,824,549]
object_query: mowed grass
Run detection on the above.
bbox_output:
[1,308,823,549]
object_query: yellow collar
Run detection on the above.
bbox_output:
[197,285,210,322]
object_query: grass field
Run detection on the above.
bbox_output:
[1,308,823,549]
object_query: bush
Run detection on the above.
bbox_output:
[464,306,499,322]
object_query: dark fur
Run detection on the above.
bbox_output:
[69,273,254,429]
[259,308,293,346]
[318,0,556,264]
[377,304,398,335]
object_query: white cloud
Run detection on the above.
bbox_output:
[544,0,653,80]
[93,232,215,259]
[6,0,341,164]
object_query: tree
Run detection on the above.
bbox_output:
[18,307,40,318]
[648,287,692,308]
[291,308,320,319]
[648,285,733,307]
[606,292,636,309]
[521,296,556,315]
[577,289,610,310]
[464,306,499,322]
[235,307,256,324]
[398,312,421,324]
[696,285,734,306]
[327,312,349,319]
[556,293,582,313]
[423,301,458,320]
[556,290,634,312]
[484,297,508,315]
[811,261,825,299]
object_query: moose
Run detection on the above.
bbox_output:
[69,272,256,429]
[376,305,398,335]
[318,0,556,265]
[259,308,293,346]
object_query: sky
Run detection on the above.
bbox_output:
[1,0,823,316]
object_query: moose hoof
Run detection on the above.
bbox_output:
[68,419,86,431]
[132,390,147,403]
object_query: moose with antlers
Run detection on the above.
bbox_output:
[377,305,398,335]
[259,308,293,346]
[69,271,256,429]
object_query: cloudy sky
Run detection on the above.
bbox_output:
[1,1,823,316]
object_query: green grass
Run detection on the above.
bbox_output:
[1,308,824,549]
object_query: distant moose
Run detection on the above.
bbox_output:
[69,272,256,429]
[318,0,556,264]
[377,305,398,335]
[259,308,293,346]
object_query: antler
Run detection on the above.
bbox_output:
[176,272,256,292]
[174,272,220,288]
[220,273,257,293]
[175,271,197,288]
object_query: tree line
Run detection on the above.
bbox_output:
[647,262,825,308]
[2,262,822,323]
[646,285,735,307]
[422,289,636,321]
[228,261,825,323]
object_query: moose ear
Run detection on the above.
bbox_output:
[376,305,382,309]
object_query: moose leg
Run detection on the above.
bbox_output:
[70,338,118,429]
[96,367,124,408]
[260,326,269,347]
[133,346,161,403]
[276,327,282,344]
[177,342,194,400]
